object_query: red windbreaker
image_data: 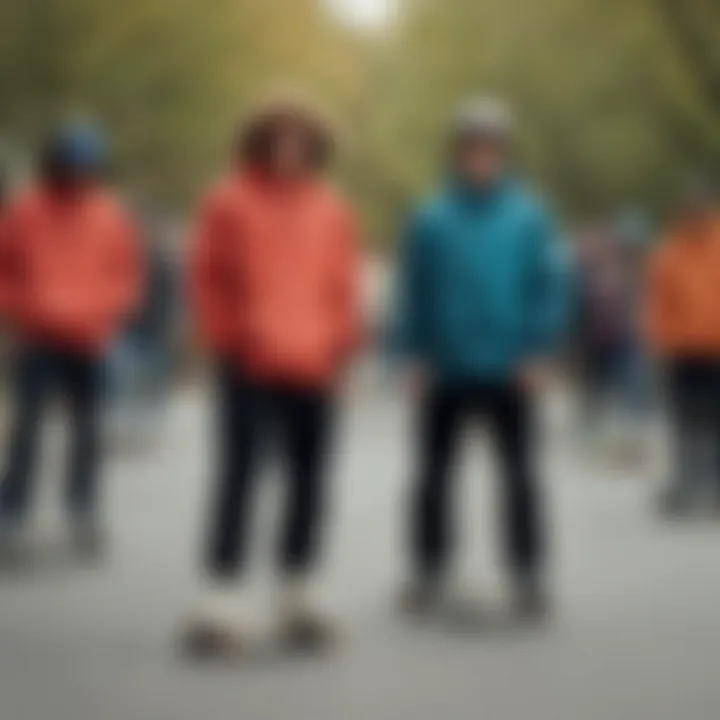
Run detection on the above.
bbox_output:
[0,185,143,353]
[189,171,363,387]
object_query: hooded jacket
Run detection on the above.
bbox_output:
[645,218,720,357]
[189,171,363,387]
[0,185,143,353]
[395,178,570,381]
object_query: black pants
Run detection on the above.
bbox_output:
[0,345,104,520]
[666,359,720,495]
[205,364,333,580]
[411,380,543,582]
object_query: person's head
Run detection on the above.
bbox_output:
[449,97,516,188]
[236,90,335,180]
[39,121,107,191]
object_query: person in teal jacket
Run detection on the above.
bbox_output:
[396,97,570,620]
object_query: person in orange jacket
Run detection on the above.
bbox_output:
[645,182,720,515]
[183,92,363,654]
[0,123,143,557]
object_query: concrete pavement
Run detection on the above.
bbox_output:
[0,380,719,720]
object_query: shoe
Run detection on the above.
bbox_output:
[180,584,249,660]
[280,608,337,652]
[278,578,337,652]
[180,616,246,660]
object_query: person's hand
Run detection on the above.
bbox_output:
[517,360,554,394]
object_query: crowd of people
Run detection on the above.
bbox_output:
[0,88,717,657]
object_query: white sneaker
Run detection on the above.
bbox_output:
[181,583,251,659]
[278,577,337,651]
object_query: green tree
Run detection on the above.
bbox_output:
[0,0,367,204]
[367,0,720,234]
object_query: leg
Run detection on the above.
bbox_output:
[486,383,543,579]
[204,365,266,581]
[183,366,268,657]
[276,388,333,577]
[664,361,705,512]
[707,363,720,505]
[273,387,337,649]
[410,384,465,584]
[62,353,105,519]
[580,350,604,432]
[0,347,51,522]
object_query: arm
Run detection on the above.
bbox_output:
[0,204,26,327]
[331,206,364,362]
[391,210,432,363]
[187,195,236,353]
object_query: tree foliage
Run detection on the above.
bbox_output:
[0,0,367,204]
[368,0,720,227]
[0,0,717,238]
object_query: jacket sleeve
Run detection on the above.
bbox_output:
[0,204,26,326]
[188,194,236,353]
[391,209,432,362]
[525,210,572,358]
[331,206,364,361]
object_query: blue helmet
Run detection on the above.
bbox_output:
[45,121,108,176]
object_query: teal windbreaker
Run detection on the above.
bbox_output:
[395,179,571,381]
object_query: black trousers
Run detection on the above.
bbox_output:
[0,345,104,520]
[205,364,333,580]
[411,380,543,582]
[666,358,720,494]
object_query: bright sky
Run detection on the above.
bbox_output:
[328,0,393,27]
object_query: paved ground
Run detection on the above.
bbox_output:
[1,374,720,720]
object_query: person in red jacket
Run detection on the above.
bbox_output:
[0,124,143,558]
[645,181,720,515]
[184,92,363,655]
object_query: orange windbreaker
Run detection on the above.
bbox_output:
[189,171,363,387]
[645,218,720,357]
[0,185,143,353]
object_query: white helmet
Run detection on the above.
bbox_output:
[451,97,517,144]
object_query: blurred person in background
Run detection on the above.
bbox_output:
[184,91,363,655]
[106,208,179,452]
[574,225,650,467]
[645,180,720,516]
[395,98,569,621]
[0,123,143,559]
